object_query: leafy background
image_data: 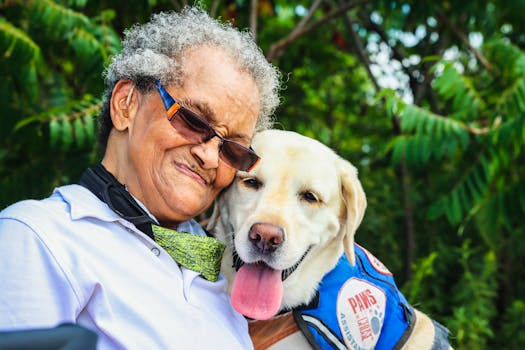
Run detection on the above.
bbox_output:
[1,0,524,348]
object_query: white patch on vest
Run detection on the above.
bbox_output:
[337,278,386,350]
[359,244,392,275]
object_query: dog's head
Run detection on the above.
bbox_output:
[208,130,366,320]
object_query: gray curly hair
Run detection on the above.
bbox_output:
[98,6,281,148]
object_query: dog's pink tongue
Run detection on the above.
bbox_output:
[231,263,283,320]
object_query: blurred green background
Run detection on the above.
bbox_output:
[1,0,524,348]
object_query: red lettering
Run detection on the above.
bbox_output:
[359,291,371,310]
[349,289,378,313]
[348,296,358,313]
[365,289,377,305]
[357,315,373,341]
[356,294,365,311]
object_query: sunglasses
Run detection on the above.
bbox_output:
[154,80,260,171]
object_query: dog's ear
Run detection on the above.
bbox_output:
[206,186,231,234]
[337,156,367,266]
[206,201,221,232]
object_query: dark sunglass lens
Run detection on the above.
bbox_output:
[220,141,260,171]
[172,109,214,142]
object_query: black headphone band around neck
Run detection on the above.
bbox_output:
[79,164,154,239]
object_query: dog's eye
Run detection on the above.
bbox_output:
[241,177,262,189]
[300,191,320,203]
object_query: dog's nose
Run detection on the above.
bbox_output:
[249,223,284,254]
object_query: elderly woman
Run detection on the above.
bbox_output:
[0,7,280,349]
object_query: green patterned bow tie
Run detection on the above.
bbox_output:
[152,224,225,282]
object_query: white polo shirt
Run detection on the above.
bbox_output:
[0,185,253,349]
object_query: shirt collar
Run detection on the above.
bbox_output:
[55,184,123,223]
[55,184,205,236]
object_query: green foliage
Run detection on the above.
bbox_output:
[0,17,41,103]
[433,63,485,121]
[382,35,524,348]
[500,300,525,349]
[446,242,497,349]
[0,0,122,208]
[2,1,525,349]
[402,251,438,302]
[386,39,525,231]
[15,95,100,151]
[388,103,471,167]
[0,17,40,64]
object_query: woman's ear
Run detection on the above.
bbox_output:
[110,80,136,131]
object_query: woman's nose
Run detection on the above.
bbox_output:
[190,136,221,169]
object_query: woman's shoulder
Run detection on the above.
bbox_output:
[0,185,74,222]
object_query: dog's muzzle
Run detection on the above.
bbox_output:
[248,223,284,254]
[232,246,312,282]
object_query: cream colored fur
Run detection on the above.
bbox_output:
[209,130,451,349]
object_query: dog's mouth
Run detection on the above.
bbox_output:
[230,247,311,321]
[232,247,310,281]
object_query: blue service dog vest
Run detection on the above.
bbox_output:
[293,243,450,350]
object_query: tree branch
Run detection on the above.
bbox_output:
[359,11,418,281]
[363,17,416,87]
[337,1,379,91]
[266,0,368,61]
[436,12,492,72]
[210,0,220,18]
[296,0,325,32]
[250,0,259,41]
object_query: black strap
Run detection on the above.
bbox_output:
[292,293,337,350]
[392,304,416,350]
[79,164,155,239]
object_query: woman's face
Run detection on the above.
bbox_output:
[109,46,261,226]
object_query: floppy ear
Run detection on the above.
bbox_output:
[337,157,367,266]
[206,186,232,235]
[206,200,221,233]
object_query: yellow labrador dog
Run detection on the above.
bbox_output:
[208,130,451,350]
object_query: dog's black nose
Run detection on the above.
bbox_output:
[249,223,284,254]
